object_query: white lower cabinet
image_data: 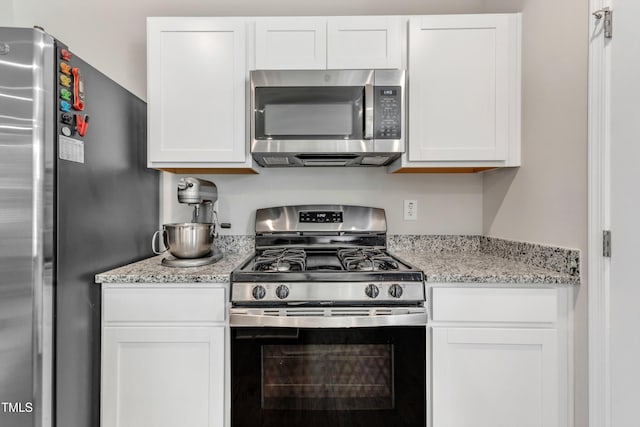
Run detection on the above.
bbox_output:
[429,287,571,427]
[432,327,558,427]
[101,284,228,427]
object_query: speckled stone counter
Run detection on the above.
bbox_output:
[95,251,251,284]
[392,250,579,286]
[95,235,580,286]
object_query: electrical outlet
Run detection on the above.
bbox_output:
[404,200,418,221]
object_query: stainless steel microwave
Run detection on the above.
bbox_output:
[250,69,405,167]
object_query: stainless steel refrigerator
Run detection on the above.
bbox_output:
[0,27,159,427]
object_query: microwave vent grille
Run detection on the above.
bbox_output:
[263,157,290,166]
[361,156,391,166]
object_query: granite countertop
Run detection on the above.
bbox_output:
[392,250,579,286]
[95,249,578,286]
[95,251,251,284]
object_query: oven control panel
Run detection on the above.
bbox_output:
[299,211,343,223]
[232,281,425,303]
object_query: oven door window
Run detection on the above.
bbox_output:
[262,344,393,410]
[232,327,425,427]
[254,87,364,140]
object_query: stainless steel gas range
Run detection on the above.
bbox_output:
[230,205,427,427]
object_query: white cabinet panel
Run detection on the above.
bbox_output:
[409,15,514,161]
[102,326,225,427]
[255,17,402,71]
[255,19,327,69]
[432,327,559,427]
[147,18,247,166]
[103,287,226,323]
[432,287,557,323]
[327,17,401,69]
[391,13,521,171]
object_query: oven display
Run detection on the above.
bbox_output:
[299,211,343,223]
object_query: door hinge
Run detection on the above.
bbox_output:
[593,7,613,38]
[603,230,611,257]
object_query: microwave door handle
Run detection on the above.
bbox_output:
[364,83,374,139]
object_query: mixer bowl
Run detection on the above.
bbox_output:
[152,223,215,259]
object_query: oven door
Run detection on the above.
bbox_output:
[230,307,427,427]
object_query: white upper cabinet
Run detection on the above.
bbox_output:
[146,15,520,172]
[390,14,521,172]
[327,17,402,69]
[254,16,402,70]
[255,18,327,69]
[147,18,255,172]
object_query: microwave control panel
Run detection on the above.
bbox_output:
[374,87,402,139]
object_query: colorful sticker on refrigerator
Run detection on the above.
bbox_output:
[59,135,84,164]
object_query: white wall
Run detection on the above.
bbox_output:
[482,2,588,427]
[0,0,14,26]
[162,169,483,235]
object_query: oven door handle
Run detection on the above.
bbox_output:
[229,309,428,328]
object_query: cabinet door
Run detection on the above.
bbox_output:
[327,17,402,69]
[255,19,327,69]
[102,326,225,427]
[147,19,246,164]
[432,327,559,427]
[408,15,519,162]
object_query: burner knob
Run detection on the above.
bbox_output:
[365,284,380,299]
[276,284,290,299]
[389,284,404,298]
[252,285,266,300]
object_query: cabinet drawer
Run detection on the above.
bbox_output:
[103,287,226,323]
[431,288,557,323]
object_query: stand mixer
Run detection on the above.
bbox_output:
[177,177,218,223]
[154,177,223,268]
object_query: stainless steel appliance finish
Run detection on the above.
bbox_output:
[0,27,159,427]
[152,222,215,259]
[177,177,217,223]
[160,248,223,267]
[250,70,405,167]
[230,306,428,328]
[230,205,426,309]
[255,204,386,236]
[230,205,426,427]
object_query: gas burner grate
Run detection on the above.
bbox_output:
[337,248,399,272]
[254,248,307,272]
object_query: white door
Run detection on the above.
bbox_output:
[254,18,327,69]
[408,14,519,162]
[101,326,225,427]
[432,327,559,427]
[326,17,401,69]
[591,0,640,426]
[147,18,246,164]
[610,0,640,422]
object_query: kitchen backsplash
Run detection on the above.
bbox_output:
[387,235,480,253]
[160,170,483,236]
[479,236,580,277]
[215,235,254,254]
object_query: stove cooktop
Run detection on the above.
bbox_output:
[231,205,424,304]
[230,247,425,304]
[233,248,422,278]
